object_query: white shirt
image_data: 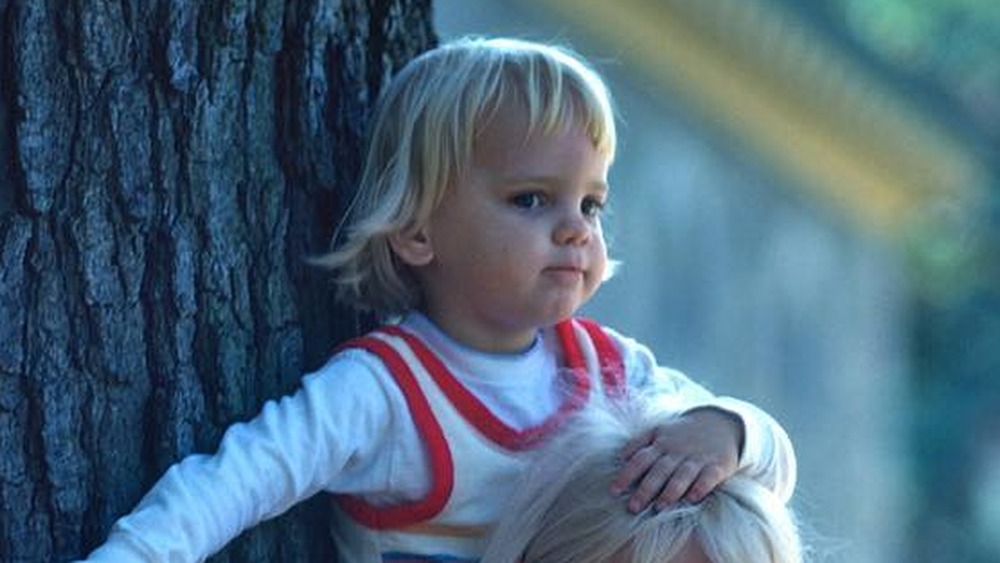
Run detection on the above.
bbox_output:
[81,313,796,562]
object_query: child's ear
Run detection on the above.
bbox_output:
[389,225,434,266]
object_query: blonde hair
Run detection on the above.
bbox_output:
[481,399,803,563]
[313,36,617,316]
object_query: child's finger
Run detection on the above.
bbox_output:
[626,452,682,512]
[683,463,728,504]
[617,428,654,462]
[651,459,701,510]
[610,443,658,495]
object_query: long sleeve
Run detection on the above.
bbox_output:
[80,352,410,562]
[708,395,797,502]
[607,326,798,503]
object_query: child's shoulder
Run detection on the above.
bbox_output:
[303,341,403,393]
[571,317,647,355]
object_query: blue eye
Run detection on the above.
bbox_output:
[510,192,545,209]
[581,196,605,218]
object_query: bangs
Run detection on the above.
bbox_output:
[431,37,617,178]
[472,39,617,162]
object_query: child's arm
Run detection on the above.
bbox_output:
[605,329,797,513]
[80,354,401,561]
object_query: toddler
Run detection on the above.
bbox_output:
[82,36,795,562]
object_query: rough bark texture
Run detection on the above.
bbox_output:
[0,1,435,561]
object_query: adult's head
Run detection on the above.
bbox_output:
[481,399,803,563]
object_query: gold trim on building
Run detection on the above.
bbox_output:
[527,0,986,235]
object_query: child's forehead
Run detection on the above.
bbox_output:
[474,100,533,142]
[465,106,610,186]
[470,97,600,156]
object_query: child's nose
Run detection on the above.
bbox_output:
[553,211,591,246]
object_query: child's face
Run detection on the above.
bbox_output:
[409,102,610,353]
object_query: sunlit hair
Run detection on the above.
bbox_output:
[312,36,617,316]
[480,397,803,563]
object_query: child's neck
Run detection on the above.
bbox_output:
[414,310,539,355]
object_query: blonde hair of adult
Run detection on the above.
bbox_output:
[480,397,803,563]
[312,36,617,316]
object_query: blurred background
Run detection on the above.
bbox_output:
[435,1,999,561]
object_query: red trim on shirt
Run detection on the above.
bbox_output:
[332,318,625,529]
[334,336,455,529]
[575,317,627,398]
[380,323,591,451]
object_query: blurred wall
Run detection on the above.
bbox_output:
[434,1,910,561]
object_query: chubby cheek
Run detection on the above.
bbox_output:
[589,238,610,285]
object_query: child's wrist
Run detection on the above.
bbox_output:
[683,405,746,460]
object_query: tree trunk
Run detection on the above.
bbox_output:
[0,1,435,560]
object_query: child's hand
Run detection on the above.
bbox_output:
[610,407,744,513]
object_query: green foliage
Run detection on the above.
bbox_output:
[907,188,1000,562]
[830,1,1000,557]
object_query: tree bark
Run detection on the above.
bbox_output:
[0,1,435,560]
